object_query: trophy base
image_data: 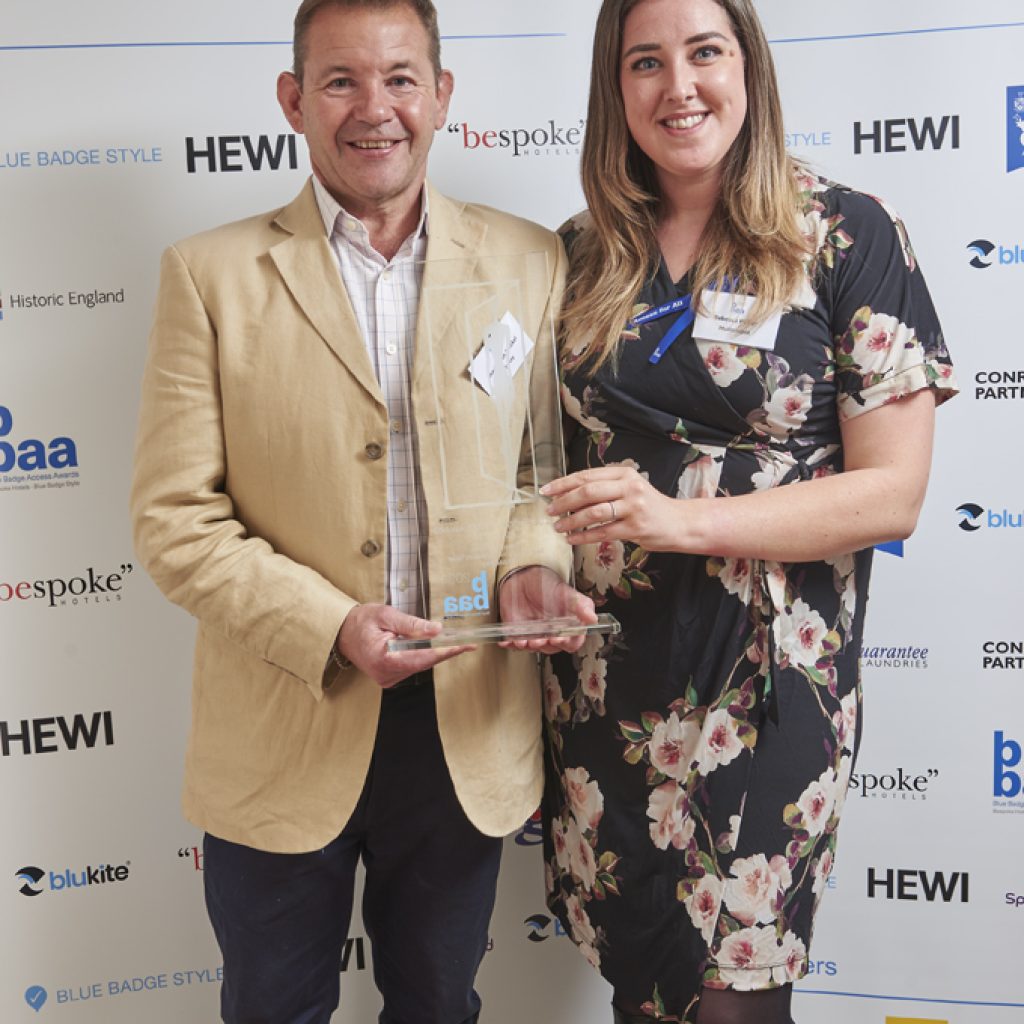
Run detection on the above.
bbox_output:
[388,613,621,652]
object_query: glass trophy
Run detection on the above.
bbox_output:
[388,251,620,651]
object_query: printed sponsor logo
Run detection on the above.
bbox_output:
[14,860,131,896]
[515,809,544,847]
[39,968,224,1007]
[967,238,1024,269]
[853,115,960,154]
[861,643,929,670]
[0,404,80,490]
[805,957,838,977]
[1004,891,1024,908]
[849,768,939,801]
[447,118,586,158]
[875,540,904,557]
[784,129,833,150]
[25,987,47,1013]
[340,938,368,973]
[866,867,969,903]
[0,145,162,171]
[982,641,1024,670]
[956,502,1022,531]
[178,846,204,872]
[524,913,567,942]
[974,370,1024,400]
[1,711,115,757]
[2,288,125,311]
[185,134,300,174]
[0,563,134,608]
[442,570,490,617]
[994,730,1024,814]
[1008,86,1024,173]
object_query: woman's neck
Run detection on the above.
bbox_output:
[655,173,721,283]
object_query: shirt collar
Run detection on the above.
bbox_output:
[311,175,429,260]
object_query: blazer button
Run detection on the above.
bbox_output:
[365,442,384,461]
[360,540,382,558]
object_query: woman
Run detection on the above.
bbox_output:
[540,1,957,1022]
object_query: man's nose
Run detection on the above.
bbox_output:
[353,81,391,124]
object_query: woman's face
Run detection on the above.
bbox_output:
[619,0,747,196]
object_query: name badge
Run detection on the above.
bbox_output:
[469,311,534,396]
[692,289,781,351]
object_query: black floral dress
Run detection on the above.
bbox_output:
[543,175,957,1021]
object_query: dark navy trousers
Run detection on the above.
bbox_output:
[203,676,502,1024]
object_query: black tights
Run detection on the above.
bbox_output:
[613,984,794,1024]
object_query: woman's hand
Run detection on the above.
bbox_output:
[541,465,688,552]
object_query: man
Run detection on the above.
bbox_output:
[130,1,593,1021]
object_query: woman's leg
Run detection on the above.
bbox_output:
[695,985,794,1024]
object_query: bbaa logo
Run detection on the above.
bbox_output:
[1008,86,1024,173]
[443,571,489,617]
[994,731,1023,798]
[0,404,78,474]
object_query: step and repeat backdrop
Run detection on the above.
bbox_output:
[2,1,1022,1022]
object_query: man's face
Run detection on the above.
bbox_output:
[278,3,453,221]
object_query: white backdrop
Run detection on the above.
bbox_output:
[2,2,1023,1023]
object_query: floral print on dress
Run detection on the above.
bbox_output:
[543,176,956,1022]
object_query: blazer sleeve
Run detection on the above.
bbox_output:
[130,244,357,700]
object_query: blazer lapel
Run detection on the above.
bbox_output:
[413,184,488,398]
[270,182,384,406]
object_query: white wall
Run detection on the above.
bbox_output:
[2,2,1023,1022]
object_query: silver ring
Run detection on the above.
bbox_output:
[607,500,616,522]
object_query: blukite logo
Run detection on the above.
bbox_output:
[524,914,552,942]
[957,503,984,531]
[967,239,995,269]
[16,866,44,896]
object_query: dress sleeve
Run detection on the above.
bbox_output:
[829,190,958,421]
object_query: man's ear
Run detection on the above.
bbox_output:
[434,69,455,130]
[277,71,305,134]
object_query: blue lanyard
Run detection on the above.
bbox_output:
[631,277,738,365]
[629,296,695,365]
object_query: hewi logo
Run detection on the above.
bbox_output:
[186,134,299,174]
[1,711,115,757]
[853,115,959,154]
[15,861,130,895]
[866,868,968,902]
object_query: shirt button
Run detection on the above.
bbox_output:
[397,499,408,512]
[360,540,382,558]
[398,578,409,592]
[381,268,392,279]
[364,442,383,460]
[391,420,402,433]
[385,343,398,356]
[346,220,358,231]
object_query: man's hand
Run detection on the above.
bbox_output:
[497,566,597,655]
[337,604,474,688]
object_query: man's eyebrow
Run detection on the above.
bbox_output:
[316,59,418,76]
[622,31,728,60]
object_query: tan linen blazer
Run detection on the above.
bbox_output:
[131,180,569,852]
